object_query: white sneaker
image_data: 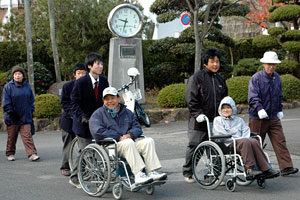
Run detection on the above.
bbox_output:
[29,154,40,161]
[134,171,153,184]
[148,171,167,181]
[184,176,195,183]
[7,155,15,161]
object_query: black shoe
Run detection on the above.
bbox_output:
[281,167,299,176]
[263,168,280,179]
[246,169,263,180]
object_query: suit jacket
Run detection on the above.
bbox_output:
[60,80,75,133]
[71,74,109,138]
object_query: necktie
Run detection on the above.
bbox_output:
[94,81,98,102]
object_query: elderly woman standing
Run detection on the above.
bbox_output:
[2,66,40,161]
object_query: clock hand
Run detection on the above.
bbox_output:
[118,19,127,23]
[123,18,128,32]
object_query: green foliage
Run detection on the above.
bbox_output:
[269,5,279,13]
[0,72,8,88]
[6,62,55,94]
[276,60,298,75]
[157,83,186,108]
[233,58,261,76]
[281,30,300,42]
[269,5,300,23]
[0,41,53,73]
[282,41,300,52]
[221,3,250,16]
[280,74,300,101]
[34,94,62,118]
[268,27,286,36]
[252,35,279,49]
[226,76,251,104]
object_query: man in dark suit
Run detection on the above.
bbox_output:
[60,63,86,176]
[69,52,109,188]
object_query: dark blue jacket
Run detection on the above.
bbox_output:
[89,104,143,142]
[71,74,109,138]
[60,80,75,133]
[2,80,35,126]
[248,69,283,120]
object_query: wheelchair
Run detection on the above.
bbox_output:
[77,137,166,199]
[192,116,272,192]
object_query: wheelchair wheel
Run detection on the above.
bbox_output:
[68,137,79,171]
[257,178,266,189]
[146,185,155,195]
[192,141,225,190]
[226,178,236,192]
[112,183,123,200]
[78,144,111,197]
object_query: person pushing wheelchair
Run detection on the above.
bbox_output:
[89,87,167,185]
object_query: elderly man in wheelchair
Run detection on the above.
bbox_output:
[192,96,280,192]
[81,87,167,198]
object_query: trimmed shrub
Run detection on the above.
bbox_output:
[268,27,286,36]
[280,74,300,101]
[6,62,55,94]
[157,83,186,108]
[252,35,279,49]
[0,71,8,88]
[233,58,261,76]
[282,41,300,52]
[276,60,298,74]
[226,76,251,104]
[34,94,61,118]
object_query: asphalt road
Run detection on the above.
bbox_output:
[0,108,299,200]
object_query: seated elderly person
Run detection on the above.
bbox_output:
[89,87,167,184]
[213,96,280,180]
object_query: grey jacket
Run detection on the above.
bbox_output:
[213,96,250,146]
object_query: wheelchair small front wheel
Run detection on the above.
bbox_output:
[146,185,155,195]
[257,178,266,189]
[226,178,236,192]
[112,183,123,200]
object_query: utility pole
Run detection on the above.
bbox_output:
[24,0,35,94]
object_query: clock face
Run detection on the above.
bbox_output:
[108,4,143,38]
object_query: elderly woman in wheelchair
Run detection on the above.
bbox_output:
[191,96,279,192]
[79,87,166,198]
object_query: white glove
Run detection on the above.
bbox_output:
[258,109,268,119]
[196,114,206,123]
[277,111,284,120]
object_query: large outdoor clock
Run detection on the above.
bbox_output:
[107,4,143,38]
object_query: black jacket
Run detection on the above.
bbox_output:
[185,67,228,131]
[60,80,75,133]
[71,74,109,138]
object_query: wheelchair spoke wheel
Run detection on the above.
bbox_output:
[192,141,225,190]
[78,144,111,197]
[68,137,79,172]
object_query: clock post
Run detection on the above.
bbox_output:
[107,4,145,103]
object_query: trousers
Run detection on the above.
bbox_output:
[60,130,75,170]
[249,119,293,170]
[116,138,161,175]
[6,124,37,157]
[235,138,270,171]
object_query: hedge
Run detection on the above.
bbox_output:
[226,76,251,104]
[157,83,186,108]
[34,94,61,119]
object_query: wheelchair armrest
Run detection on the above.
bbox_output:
[250,132,260,137]
[97,138,118,145]
[210,135,232,140]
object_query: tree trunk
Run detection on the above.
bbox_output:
[24,0,35,94]
[48,0,61,82]
[194,9,200,73]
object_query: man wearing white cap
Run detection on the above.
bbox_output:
[89,87,167,185]
[248,51,298,176]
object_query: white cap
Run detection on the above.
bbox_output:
[260,51,281,64]
[103,87,118,98]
